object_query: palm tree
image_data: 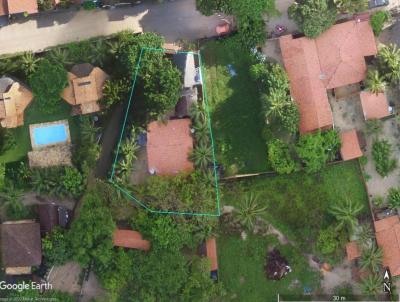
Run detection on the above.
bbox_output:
[328,198,363,234]
[47,48,72,66]
[378,44,400,83]
[190,144,213,171]
[90,40,107,67]
[365,69,386,94]
[359,274,382,296]
[194,120,210,146]
[356,224,374,248]
[189,103,206,123]
[80,116,100,143]
[265,89,290,119]
[121,140,139,163]
[0,183,24,214]
[236,194,267,230]
[19,52,41,76]
[360,245,383,273]
[0,58,19,75]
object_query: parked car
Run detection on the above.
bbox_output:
[368,0,389,9]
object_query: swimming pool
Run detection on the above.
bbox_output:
[30,120,71,150]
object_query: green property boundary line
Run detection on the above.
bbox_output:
[109,47,221,217]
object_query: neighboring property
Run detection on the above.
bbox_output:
[374,215,400,276]
[112,229,151,251]
[61,63,109,115]
[360,91,391,120]
[27,120,72,167]
[37,203,72,236]
[279,19,378,134]
[0,0,38,17]
[1,220,41,275]
[340,130,363,161]
[0,76,33,128]
[146,119,194,176]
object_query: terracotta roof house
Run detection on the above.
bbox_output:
[113,229,151,251]
[0,0,38,16]
[280,19,377,133]
[61,63,109,115]
[374,215,400,276]
[1,221,41,275]
[147,119,194,176]
[360,91,391,120]
[340,130,363,161]
[346,241,362,261]
[0,76,33,128]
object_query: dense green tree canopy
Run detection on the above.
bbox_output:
[68,190,116,267]
[288,0,337,38]
[29,59,68,113]
[268,139,297,174]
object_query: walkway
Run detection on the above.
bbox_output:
[0,0,223,55]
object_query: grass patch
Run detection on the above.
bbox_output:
[218,234,319,302]
[221,161,369,249]
[201,38,267,174]
[0,101,79,164]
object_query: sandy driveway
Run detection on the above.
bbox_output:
[0,0,223,55]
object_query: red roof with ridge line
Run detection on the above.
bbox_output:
[147,119,194,176]
[340,130,363,161]
[280,19,377,133]
[360,91,390,120]
[113,229,151,251]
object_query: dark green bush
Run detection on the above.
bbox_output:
[372,139,397,177]
[370,11,390,36]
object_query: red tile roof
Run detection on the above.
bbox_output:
[206,237,218,271]
[346,241,361,261]
[113,229,151,251]
[147,119,194,176]
[374,216,400,276]
[360,91,390,120]
[340,130,363,161]
[280,19,377,133]
[6,0,38,15]
[0,0,7,16]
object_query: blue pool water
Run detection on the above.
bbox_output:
[33,124,68,146]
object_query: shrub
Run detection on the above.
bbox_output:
[316,226,340,255]
[101,78,130,110]
[82,1,96,10]
[297,131,328,173]
[0,128,16,154]
[267,139,297,174]
[288,0,337,38]
[372,139,397,177]
[323,129,341,161]
[29,59,68,114]
[370,11,390,36]
[42,227,71,265]
[388,187,400,208]
[372,196,385,208]
[61,167,84,198]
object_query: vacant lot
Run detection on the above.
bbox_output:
[202,38,267,174]
[218,161,369,301]
[221,161,369,246]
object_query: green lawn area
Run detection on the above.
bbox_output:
[201,38,267,174]
[218,234,319,302]
[0,101,79,164]
[218,161,369,301]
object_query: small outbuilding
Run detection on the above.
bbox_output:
[199,237,219,281]
[1,220,42,275]
[37,203,72,236]
[346,241,362,261]
[340,129,363,161]
[360,91,391,120]
[113,229,151,251]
